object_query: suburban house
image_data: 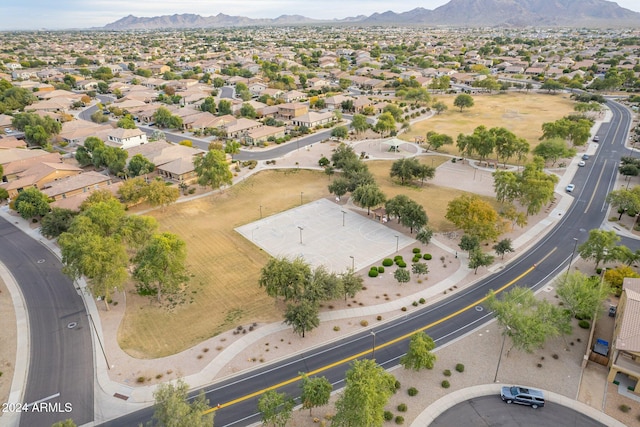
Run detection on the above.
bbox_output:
[1,156,82,198]
[106,128,148,149]
[126,141,204,184]
[223,118,263,139]
[42,171,114,202]
[291,111,334,128]
[245,126,285,145]
[607,278,640,396]
[277,103,308,120]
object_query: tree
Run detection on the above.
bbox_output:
[556,271,612,320]
[605,265,640,296]
[468,249,494,274]
[258,256,310,302]
[300,374,332,417]
[352,182,385,215]
[224,140,241,155]
[240,103,257,118]
[432,101,448,115]
[284,299,320,338]
[606,188,640,220]
[394,267,411,284]
[331,125,348,139]
[533,138,576,166]
[486,287,572,354]
[0,187,7,202]
[459,234,480,255]
[340,268,364,301]
[374,111,396,136]
[51,420,76,427]
[153,106,174,128]
[40,207,77,238]
[331,143,359,170]
[493,238,514,259]
[351,114,369,135]
[133,232,188,303]
[116,115,137,129]
[201,96,217,114]
[385,194,410,224]
[118,177,148,206]
[390,158,415,185]
[400,332,437,371]
[217,99,232,116]
[145,179,179,210]
[541,79,565,93]
[400,200,428,233]
[446,195,506,241]
[411,262,429,278]
[333,359,396,427]
[453,93,474,112]
[14,187,50,219]
[327,177,349,200]
[578,229,620,269]
[153,379,214,427]
[257,390,294,427]
[425,131,453,152]
[127,153,155,177]
[194,149,233,190]
[416,226,434,245]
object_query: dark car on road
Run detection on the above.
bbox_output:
[501,386,545,409]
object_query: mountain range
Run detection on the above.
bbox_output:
[102,0,640,30]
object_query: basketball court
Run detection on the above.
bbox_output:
[235,198,415,272]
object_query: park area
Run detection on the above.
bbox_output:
[401,91,577,158]
[115,92,577,358]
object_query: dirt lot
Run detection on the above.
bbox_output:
[0,277,16,409]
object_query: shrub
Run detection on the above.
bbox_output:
[397,260,407,268]
[441,380,450,388]
[360,320,369,327]
[397,403,407,412]
[419,298,426,304]
[333,326,340,332]
[412,255,421,263]
[596,267,602,275]
[443,369,452,377]
[377,266,385,273]
[412,247,421,253]
[619,404,631,413]
[412,301,418,306]
[383,258,394,266]
[455,363,465,373]
[368,269,379,277]
[423,253,432,260]
[395,416,405,425]
[377,315,382,321]
[395,380,401,390]
[136,376,146,383]
[394,255,403,261]
[578,320,590,329]
[384,411,394,421]
[401,307,407,311]
[408,387,418,396]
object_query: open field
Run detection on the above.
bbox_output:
[118,169,332,358]
[367,157,499,232]
[401,92,577,160]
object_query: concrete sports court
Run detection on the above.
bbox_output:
[235,198,415,273]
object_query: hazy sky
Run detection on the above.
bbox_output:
[3,0,640,30]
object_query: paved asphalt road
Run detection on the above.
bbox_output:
[0,217,93,427]
[430,395,606,427]
[101,101,635,427]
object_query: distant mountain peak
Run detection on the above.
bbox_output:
[101,0,640,30]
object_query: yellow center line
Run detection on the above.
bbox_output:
[205,254,553,414]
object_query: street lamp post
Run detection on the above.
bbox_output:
[259,205,263,219]
[394,235,399,253]
[371,331,376,360]
[341,210,346,226]
[297,226,304,244]
[350,255,354,270]
[493,326,510,382]
[566,237,579,276]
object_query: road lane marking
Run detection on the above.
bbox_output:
[26,392,60,409]
[585,159,607,214]
[204,261,542,413]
